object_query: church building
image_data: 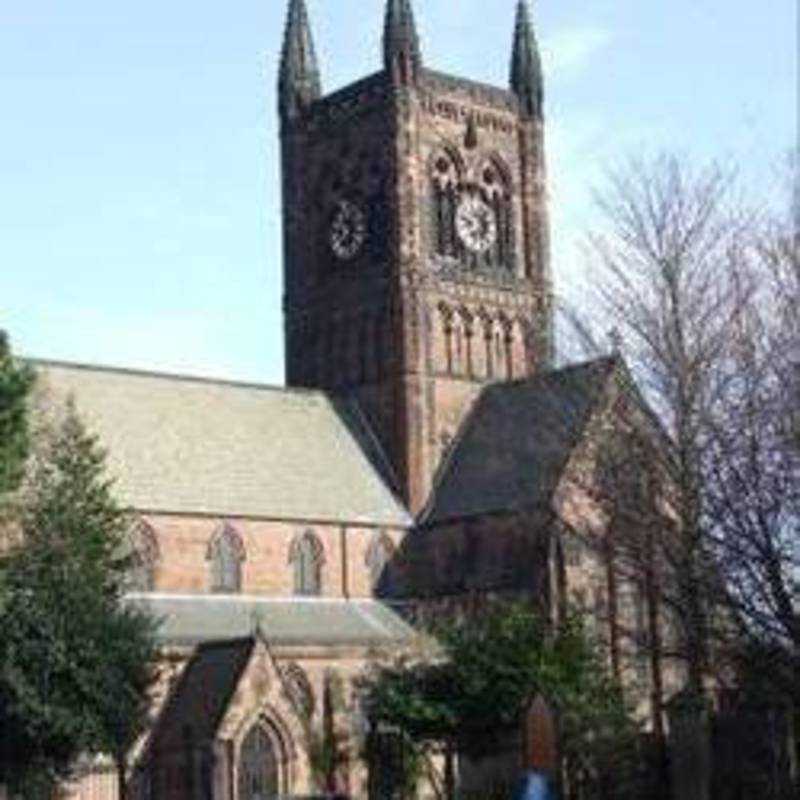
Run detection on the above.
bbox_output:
[31,2,675,798]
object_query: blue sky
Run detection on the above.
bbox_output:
[1,0,796,384]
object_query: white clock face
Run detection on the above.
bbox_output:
[329,200,367,261]
[455,196,497,254]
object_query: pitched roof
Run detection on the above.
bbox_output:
[128,593,417,648]
[150,637,254,752]
[31,360,411,527]
[423,358,616,523]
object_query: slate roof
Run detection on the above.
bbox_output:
[150,637,254,752]
[424,358,616,523]
[31,360,411,527]
[128,593,417,648]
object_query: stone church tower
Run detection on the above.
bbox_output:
[279,0,552,514]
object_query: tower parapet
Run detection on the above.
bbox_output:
[279,1,553,512]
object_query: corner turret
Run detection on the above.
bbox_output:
[510,0,544,119]
[279,0,322,120]
[383,0,422,85]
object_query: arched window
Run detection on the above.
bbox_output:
[438,302,454,374]
[129,520,159,592]
[238,723,279,800]
[457,307,474,377]
[366,532,395,591]
[207,524,245,593]
[429,150,460,260]
[478,309,494,379]
[289,530,324,596]
[480,156,515,272]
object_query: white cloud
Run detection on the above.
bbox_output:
[542,27,613,76]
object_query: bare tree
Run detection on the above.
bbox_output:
[702,175,800,699]
[580,154,757,691]
[564,152,799,795]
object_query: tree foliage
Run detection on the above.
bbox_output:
[0,330,35,498]
[361,602,643,799]
[0,399,158,794]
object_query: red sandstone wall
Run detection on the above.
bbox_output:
[141,513,406,599]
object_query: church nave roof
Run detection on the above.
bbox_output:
[31,360,411,527]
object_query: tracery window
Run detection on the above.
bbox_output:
[289,530,324,596]
[238,723,279,800]
[365,531,395,590]
[129,520,159,592]
[207,523,245,593]
[428,149,515,273]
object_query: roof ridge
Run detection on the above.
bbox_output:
[482,355,615,391]
[194,636,256,651]
[540,356,620,496]
[27,356,324,397]
[126,592,389,604]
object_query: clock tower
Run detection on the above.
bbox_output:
[279,0,552,514]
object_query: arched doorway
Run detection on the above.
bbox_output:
[238,723,280,800]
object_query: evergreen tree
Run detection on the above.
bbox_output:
[0,402,157,795]
[0,330,34,498]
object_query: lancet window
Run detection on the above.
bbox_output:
[129,520,159,592]
[430,152,460,260]
[289,529,325,596]
[478,308,495,378]
[457,307,474,376]
[207,523,245,593]
[238,723,280,800]
[498,312,515,380]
